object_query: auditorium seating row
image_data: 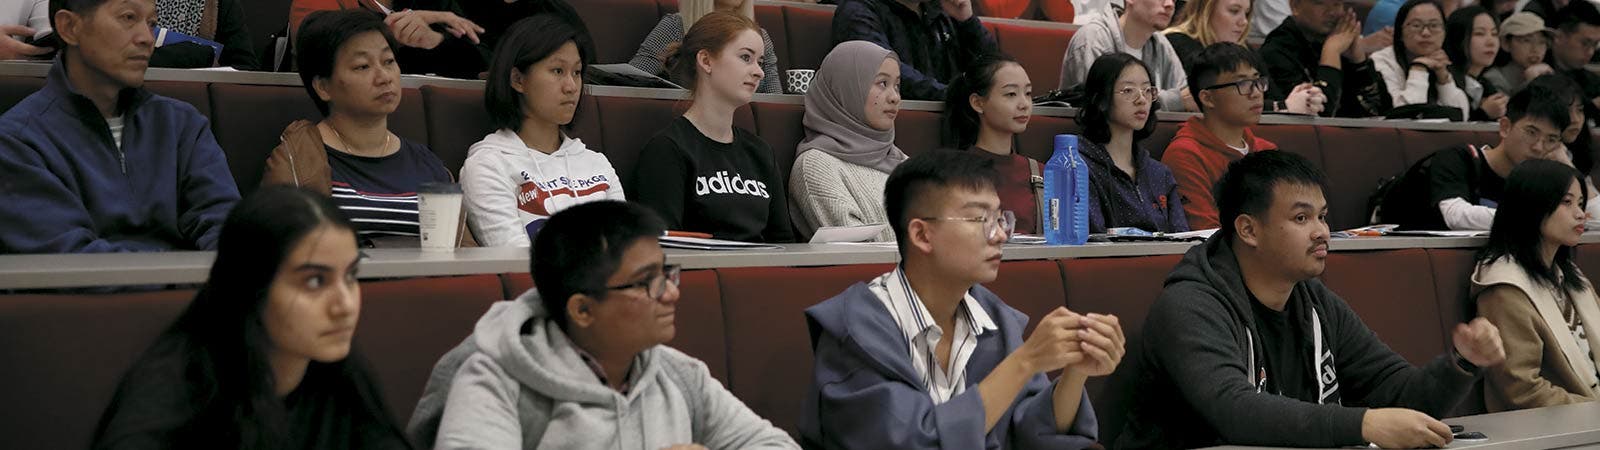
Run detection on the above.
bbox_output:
[0,74,1496,232]
[7,245,1600,449]
[238,0,1077,88]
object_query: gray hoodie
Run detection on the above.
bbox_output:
[424,290,798,450]
[1058,8,1189,112]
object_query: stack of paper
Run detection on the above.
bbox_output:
[660,236,781,251]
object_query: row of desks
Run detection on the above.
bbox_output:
[1205,401,1600,449]
[7,234,1600,290]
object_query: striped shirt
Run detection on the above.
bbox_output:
[867,267,998,404]
[325,140,453,243]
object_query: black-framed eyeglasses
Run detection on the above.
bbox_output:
[1202,77,1269,96]
[916,210,1016,241]
[604,264,682,300]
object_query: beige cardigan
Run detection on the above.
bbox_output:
[1473,257,1600,412]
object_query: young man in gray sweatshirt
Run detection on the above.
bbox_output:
[1115,151,1508,449]
[411,200,798,450]
[1059,0,1193,111]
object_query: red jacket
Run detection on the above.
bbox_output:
[1161,116,1278,229]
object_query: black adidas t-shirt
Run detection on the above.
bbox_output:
[630,117,795,243]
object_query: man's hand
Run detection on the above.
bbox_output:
[1362,408,1453,449]
[1011,307,1088,374]
[1355,25,1393,60]
[1285,83,1326,115]
[1066,313,1125,377]
[0,25,49,60]
[1453,317,1506,368]
[942,0,975,21]
[1481,92,1508,119]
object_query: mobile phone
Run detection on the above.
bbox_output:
[23,31,59,48]
[1453,431,1488,441]
[1449,425,1464,433]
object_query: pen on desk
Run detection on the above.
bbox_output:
[665,230,714,239]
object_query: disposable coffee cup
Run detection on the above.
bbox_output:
[785,69,816,94]
[417,182,464,251]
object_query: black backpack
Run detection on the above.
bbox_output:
[1368,145,1484,229]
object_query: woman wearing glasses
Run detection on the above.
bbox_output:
[428,200,797,449]
[1372,0,1472,120]
[1075,53,1190,234]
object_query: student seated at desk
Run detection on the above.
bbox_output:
[1375,76,1600,230]
[941,53,1043,235]
[262,10,460,248]
[0,0,240,254]
[460,16,622,247]
[149,0,257,69]
[802,149,1121,450]
[1075,53,1189,234]
[413,201,799,449]
[1474,159,1600,412]
[790,40,907,241]
[631,12,794,242]
[92,186,411,450]
[1116,151,1507,449]
[1164,43,1285,230]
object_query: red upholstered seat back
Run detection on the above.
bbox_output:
[893,110,945,156]
[982,260,1070,336]
[0,289,194,450]
[1397,130,1487,167]
[1061,254,1183,445]
[755,4,792,72]
[1319,249,1447,365]
[0,75,43,114]
[420,85,496,177]
[571,0,673,64]
[1016,114,1081,162]
[355,275,504,424]
[783,7,836,71]
[146,80,212,116]
[717,263,894,432]
[1317,126,1404,230]
[754,102,808,191]
[991,22,1073,93]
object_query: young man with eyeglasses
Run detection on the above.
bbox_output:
[1376,74,1600,231]
[411,200,798,449]
[1548,0,1600,123]
[1116,150,1506,449]
[800,149,1124,450]
[1165,43,1290,230]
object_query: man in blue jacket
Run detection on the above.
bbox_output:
[801,149,1123,449]
[831,0,997,101]
[0,0,238,254]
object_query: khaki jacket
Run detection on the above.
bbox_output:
[1473,257,1600,412]
[261,120,476,247]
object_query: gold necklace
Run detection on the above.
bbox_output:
[329,124,391,157]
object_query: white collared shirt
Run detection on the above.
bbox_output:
[868,267,999,404]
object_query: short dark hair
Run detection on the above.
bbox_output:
[1506,74,1574,131]
[1478,159,1588,292]
[883,149,1002,257]
[295,10,398,117]
[531,200,667,329]
[941,53,1022,150]
[1214,151,1329,241]
[47,0,111,33]
[1556,0,1600,32]
[1184,43,1267,113]
[485,15,589,133]
[1076,53,1158,144]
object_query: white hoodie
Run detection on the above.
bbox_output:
[461,129,625,247]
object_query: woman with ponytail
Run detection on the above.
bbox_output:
[940,53,1044,235]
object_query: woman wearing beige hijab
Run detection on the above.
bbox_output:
[790,41,909,240]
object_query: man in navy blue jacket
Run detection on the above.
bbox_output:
[800,149,1123,449]
[0,0,239,254]
[831,0,998,101]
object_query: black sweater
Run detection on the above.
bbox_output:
[1115,236,1478,449]
[630,117,796,243]
[1259,17,1385,118]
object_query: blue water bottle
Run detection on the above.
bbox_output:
[1043,134,1090,245]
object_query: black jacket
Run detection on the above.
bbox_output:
[830,0,997,101]
[1258,17,1386,118]
[1115,235,1479,449]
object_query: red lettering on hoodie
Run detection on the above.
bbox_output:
[517,180,612,216]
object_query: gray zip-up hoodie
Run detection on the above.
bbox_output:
[1058,8,1189,112]
[428,290,799,450]
[1114,235,1478,449]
